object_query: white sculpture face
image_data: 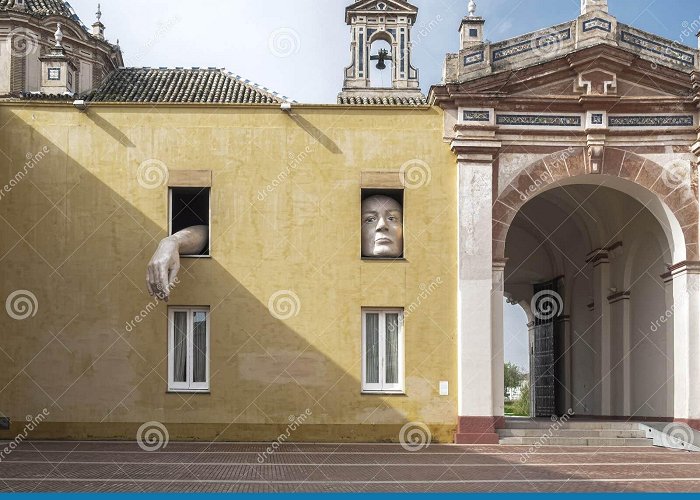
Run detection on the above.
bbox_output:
[361,195,403,258]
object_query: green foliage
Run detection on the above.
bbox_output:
[511,382,530,416]
[504,362,525,392]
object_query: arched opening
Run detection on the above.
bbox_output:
[369,37,393,88]
[502,182,676,419]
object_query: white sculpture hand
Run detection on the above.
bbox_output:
[147,237,180,302]
[146,225,208,301]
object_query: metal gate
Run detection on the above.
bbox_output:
[531,280,561,418]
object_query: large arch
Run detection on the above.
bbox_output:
[493,147,697,263]
[501,181,677,418]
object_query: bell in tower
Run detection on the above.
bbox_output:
[338,0,425,104]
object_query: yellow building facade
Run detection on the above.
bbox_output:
[0,102,459,442]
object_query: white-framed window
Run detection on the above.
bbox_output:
[362,308,405,393]
[168,307,210,392]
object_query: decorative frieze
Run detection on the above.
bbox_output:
[583,18,612,33]
[591,113,604,125]
[492,28,571,62]
[620,31,695,66]
[608,115,694,127]
[463,110,490,122]
[463,50,485,66]
[496,114,582,127]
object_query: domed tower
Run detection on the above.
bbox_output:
[0,0,122,96]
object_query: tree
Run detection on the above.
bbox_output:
[504,362,525,393]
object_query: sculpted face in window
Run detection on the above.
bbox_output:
[361,195,403,258]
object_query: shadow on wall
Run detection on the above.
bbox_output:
[0,106,454,443]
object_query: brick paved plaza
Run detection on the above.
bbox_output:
[0,441,699,492]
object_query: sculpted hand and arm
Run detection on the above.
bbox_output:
[147,225,208,301]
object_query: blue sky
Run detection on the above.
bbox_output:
[68,0,700,104]
[66,0,698,371]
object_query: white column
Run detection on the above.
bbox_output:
[456,153,496,417]
[590,250,612,415]
[621,295,632,416]
[666,263,700,423]
[492,260,506,417]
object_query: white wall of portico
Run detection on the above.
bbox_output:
[454,146,502,418]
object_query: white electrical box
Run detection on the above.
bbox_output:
[439,381,449,396]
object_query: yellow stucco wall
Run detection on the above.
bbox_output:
[0,103,458,442]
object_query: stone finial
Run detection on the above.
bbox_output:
[54,23,63,47]
[92,3,105,39]
[468,0,476,17]
[581,0,608,15]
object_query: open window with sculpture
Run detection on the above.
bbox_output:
[146,186,210,302]
[169,187,210,256]
[361,189,404,259]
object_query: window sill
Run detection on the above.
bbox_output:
[361,257,407,262]
[180,255,212,259]
[361,391,406,396]
[167,390,211,394]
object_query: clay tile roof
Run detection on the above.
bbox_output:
[84,67,288,104]
[337,94,428,106]
[0,0,76,18]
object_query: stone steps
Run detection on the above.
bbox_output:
[503,419,643,430]
[499,429,648,439]
[499,436,654,447]
[498,418,656,447]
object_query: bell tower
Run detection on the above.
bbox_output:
[338,0,423,103]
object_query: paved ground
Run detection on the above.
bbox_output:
[1,441,700,492]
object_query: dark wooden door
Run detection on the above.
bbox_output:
[532,280,560,418]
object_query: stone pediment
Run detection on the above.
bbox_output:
[436,44,695,102]
[346,0,418,22]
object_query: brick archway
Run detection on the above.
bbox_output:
[492,147,698,261]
